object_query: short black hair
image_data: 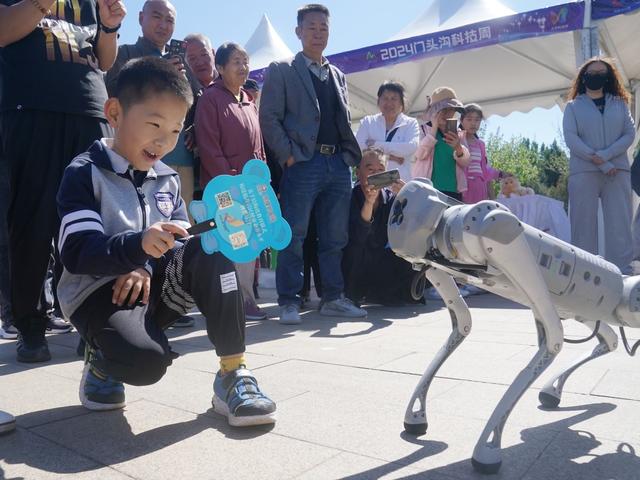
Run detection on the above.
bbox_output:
[215,42,248,68]
[377,81,406,110]
[113,57,193,110]
[297,4,329,25]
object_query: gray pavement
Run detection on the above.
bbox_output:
[1,286,640,479]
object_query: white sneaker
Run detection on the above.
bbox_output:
[279,304,301,325]
[320,297,367,318]
[0,323,18,340]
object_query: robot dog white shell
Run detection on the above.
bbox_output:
[388,178,640,474]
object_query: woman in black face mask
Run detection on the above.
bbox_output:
[563,57,635,273]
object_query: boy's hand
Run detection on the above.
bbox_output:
[142,222,189,258]
[112,268,150,306]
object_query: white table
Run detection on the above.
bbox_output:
[497,194,571,243]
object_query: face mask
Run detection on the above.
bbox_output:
[583,73,607,91]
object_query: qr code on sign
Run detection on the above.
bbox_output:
[229,231,248,250]
[215,191,233,209]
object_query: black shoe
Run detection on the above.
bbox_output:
[45,313,73,334]
[169,316,195,328]
[16,333,51,363]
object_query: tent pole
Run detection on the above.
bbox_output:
[580,0,593,64]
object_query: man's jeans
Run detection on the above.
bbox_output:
[276,152,352,306]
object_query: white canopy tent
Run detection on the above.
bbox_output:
[244,14,294,71]
[335,0,640,128]
[390,0,516,40]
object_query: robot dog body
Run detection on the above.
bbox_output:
[388,179,640,474]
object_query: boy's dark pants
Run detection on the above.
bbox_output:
[0,110,110,336]
[71,240,246,386]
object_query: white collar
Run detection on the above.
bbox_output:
[100,138,156,178]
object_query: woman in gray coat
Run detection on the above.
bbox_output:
[563,57,635,272]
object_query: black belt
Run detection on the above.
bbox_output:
[315,144,341,155]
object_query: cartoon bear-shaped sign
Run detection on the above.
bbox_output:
[189,159,292,263]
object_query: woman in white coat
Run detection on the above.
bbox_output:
[356,82,420,181]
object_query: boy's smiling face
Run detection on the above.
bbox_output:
[105,92,189,171]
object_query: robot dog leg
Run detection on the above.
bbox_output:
[539,320,618,409]
[403,267,472,435]
[470,208,564,473]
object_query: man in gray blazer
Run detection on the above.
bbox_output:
[260,3,366,324]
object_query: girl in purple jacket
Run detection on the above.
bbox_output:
[460,104,504,204]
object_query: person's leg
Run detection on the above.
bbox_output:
[276,156,323,321]
[0,152,15,339]
[307,213,323,298]
[235,260,266,320]
[633,206,640,263]
[2,111,109,362]
[568,172,601,255]
[314,154,366,317]
[174,240,276,426]
[601,171,633,272]
[39,251,72,334]
[71,282,177,410]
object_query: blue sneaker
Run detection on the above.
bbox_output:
[212,368,276,427]
[79,345,125,411]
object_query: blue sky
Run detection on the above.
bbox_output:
[117,0,564,146]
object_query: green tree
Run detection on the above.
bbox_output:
[485,133,569,205]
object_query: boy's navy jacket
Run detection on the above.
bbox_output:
[56,140,191,318]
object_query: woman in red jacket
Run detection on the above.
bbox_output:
[195,42,267,320]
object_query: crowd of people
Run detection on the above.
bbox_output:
[0,0,638,429]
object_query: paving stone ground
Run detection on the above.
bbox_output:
[1,284,640,479]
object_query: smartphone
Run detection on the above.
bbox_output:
[166,39,187,59]
[367,169,400,189]
[446,118,458,135]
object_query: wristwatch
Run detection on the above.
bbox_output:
[100,23,121,34]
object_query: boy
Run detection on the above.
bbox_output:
[56,57,276,427]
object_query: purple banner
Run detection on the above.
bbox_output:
[251,2,584,83]
[592,0,640,19]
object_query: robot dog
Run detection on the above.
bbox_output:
[388,179,640,474]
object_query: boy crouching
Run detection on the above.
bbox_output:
[56,57,275,427]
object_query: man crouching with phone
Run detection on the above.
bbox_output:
[342,148,426,306]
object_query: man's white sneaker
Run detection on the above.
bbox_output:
[319,297,367,318]
[279,304,301,325]
[0,323,18,340]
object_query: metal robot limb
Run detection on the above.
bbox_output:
[403,267,472,435]
[469,208,564,473]
[539,320,618,409]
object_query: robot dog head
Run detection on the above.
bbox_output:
[388,179,448,264]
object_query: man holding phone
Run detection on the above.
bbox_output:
[343,148,424,306]
[105,0,180,94]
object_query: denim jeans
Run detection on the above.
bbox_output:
[276,152,352,305]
